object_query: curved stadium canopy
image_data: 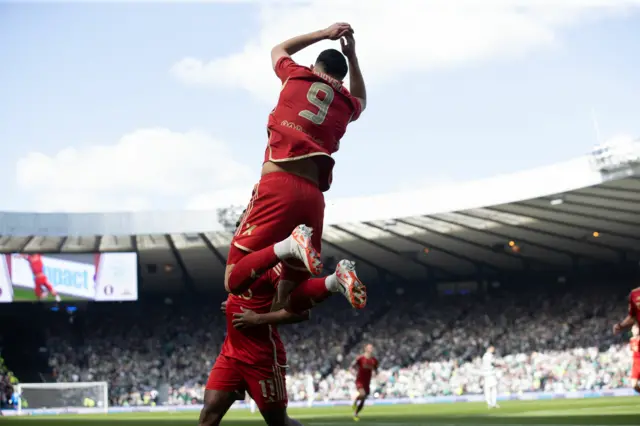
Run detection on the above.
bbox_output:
[0,139,638,291]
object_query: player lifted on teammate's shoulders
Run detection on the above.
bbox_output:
[351,344,378,421]
[223,22,367,319]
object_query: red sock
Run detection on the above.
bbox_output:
[227,245,279,295]
[287,278,332,313]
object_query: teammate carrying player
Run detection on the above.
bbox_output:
[202,213,364,426]
[201,262,306,426]
[223,22,368,315]
[16,254,61,302]
[629,324,640,393]
[351,344,378,421]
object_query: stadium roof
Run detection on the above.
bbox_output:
[0,138,639,291]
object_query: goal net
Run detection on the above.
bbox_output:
[15,382,108,414]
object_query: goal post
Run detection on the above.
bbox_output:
[15,381,108,414]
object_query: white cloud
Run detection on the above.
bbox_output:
[171,0,640,102]
[15,128,256,212]
[186,186,255,210]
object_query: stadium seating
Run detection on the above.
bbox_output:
[0,281,634,407]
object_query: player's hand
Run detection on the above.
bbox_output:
[221,301,227,315]
[232,308,262,329]
[324,23,353,41]
[613,323,622,335]
[340,34,356,60]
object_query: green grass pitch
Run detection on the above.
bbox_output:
[11,286,86,302]
[3,396,639,425]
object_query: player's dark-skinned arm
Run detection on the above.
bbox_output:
[614,315,636,334]
[271,23,353,70]
[613,295,637,334]
[232,307,310,329]
[340,34,367,113]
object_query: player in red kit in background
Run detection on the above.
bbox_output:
[16,254,61,302]
[351,344,378,421]
[613,286,640,334]
[224,22,368,315]
[629,324,640,393]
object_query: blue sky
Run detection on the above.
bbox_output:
[1,1,639,213]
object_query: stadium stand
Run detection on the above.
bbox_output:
[0,139,639,411]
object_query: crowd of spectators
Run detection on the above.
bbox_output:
[3,283,636,408]
[0,352,19,409]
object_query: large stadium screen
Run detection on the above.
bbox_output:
[0,253,138,302]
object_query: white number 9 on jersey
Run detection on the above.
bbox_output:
[299,82,335,125]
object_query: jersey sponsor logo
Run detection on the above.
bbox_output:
[279,120,326,147]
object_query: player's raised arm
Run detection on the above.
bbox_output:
[232,307,309,329]
[340,34,367,114]
[271,23,353,75]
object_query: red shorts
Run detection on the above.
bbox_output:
[206,354,288,411]
[356,381,370,395]
[230,172,325,279]
[631,360,640,380]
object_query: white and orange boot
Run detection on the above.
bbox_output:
[334,260,367,309]
[288,224,323,276]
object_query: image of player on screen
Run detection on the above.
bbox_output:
[15,254,61,302]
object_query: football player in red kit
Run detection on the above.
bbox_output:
[629,324,640,393]
[224,22,368,314]
[201,264,305,426]
[16,254,61,302]
[613,287,640,334]
[351,344,378,421]
[200,212,365,426]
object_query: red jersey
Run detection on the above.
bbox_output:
[26,254,44,275]
[266,57,363,192]
[631,337,640,360]
[628,287,640,324]
[220,264,286,366]
[354,355,378,385]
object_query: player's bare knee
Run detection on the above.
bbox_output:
[199,390,231,426]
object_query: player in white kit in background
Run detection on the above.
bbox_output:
[482,346,500,409]
[306,373,316,407]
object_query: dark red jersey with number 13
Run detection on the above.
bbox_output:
[265,57,363,192]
